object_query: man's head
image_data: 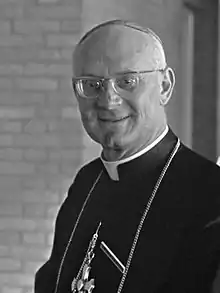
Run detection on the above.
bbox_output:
[72,20,175,161]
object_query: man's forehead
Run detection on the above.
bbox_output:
[73,25,165,75]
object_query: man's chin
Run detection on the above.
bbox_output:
[87,127,132,149]
[102,134,126,150]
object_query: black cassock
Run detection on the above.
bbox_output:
[35,129,220,293]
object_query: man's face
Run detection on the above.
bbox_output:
[73,26,167,159]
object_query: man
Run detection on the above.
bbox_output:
[35,20,220,293]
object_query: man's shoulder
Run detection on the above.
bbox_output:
[179,143,219,168]
[175,142,220,182]
[76,157,102,179]
[68,156,103,193]
[167,128,220,176]
[62,157,102,207]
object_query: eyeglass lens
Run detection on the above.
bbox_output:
[76,74,139,98]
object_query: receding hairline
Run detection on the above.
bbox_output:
[73,19,167,72]
[77,19,164,48]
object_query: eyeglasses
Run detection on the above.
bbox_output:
[72,67,167,99]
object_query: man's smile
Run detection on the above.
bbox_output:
[98,115,130,123]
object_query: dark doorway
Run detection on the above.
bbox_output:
[185,0,218,162]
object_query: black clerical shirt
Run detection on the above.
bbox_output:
[35,129,220,293]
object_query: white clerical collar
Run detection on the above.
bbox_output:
[101,125,169,181]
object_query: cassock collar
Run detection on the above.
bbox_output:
[101,126,170,181]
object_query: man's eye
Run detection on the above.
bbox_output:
[116,75,138,90]
[85,80,102,89]
[81,80,102,97]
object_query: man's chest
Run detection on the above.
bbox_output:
[58,178,192,293]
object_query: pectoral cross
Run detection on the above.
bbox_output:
[72,263,95,293]
[71,222,102,293]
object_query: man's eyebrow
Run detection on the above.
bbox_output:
[77,74,103,78]
[114,70,139,75]
[75,71,133,77]
[113,69,161,75]
[76,70,157,78]
[76,71,140,78]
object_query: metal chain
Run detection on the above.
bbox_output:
[53,171,103,293]
[116,139,180,293]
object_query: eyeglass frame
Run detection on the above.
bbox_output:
[72,65,168,99]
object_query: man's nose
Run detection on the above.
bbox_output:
[97,81,123,109]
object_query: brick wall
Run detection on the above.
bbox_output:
[0,0,83,292]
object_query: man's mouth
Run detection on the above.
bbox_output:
[99,116,130,123]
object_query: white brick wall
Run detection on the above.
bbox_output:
[0,0,83,292]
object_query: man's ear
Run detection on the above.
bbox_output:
[160,67,175,106]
